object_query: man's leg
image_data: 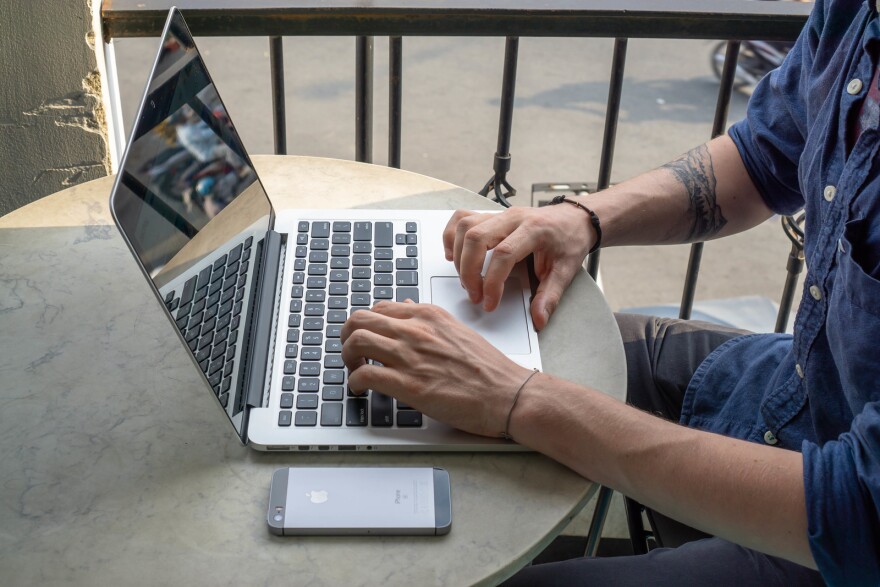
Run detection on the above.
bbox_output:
[502,314,825,586]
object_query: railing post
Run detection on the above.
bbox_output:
[479,36,519,208]
[269,36,287,155]
[356,36,374,164]
[586,37,628,280]
[389,36,403,169]
[679,40,741,320]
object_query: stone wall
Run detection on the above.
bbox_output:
[0,0,111,216]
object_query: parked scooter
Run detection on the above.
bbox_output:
[711,40,792,89]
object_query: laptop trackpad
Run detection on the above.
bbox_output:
[430,277,532,355]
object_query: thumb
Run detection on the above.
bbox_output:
[530,270,568,331]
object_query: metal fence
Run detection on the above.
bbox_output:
[101,0,812,321]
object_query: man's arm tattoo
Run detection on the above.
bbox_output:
[661,145,728,242]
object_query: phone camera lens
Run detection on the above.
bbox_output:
[273,513,283,522]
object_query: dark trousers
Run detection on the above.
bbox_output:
[501,314,825,587]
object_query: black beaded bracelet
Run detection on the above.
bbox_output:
[548,195,602,254]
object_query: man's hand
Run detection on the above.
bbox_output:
[442,206,594,331]
[340,301,531,437]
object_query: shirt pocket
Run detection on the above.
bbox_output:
[826,218,880,408]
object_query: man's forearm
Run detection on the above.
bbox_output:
[576,134,773,248]
[509,373,815,569]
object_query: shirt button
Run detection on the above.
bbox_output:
[847,78,864,94]
[809,285,822,301]
[796,363,804,378]
[764,430,779,445]
[823,185,836,201]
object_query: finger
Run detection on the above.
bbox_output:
[340,305,412,343]
[457,213,523,302]
[480,227,538,311]
[341,328,402,369]
[369,300,422,319]
[347,362,411,399]
[443,210,477,261]
[529,266,575,331]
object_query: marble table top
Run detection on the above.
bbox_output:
[0,156,626,586]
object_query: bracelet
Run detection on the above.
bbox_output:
[548,195,602,254]
[500,369,540,441]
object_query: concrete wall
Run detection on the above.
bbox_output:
[0,0,111,216]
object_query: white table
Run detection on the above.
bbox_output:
[0,156,626,586]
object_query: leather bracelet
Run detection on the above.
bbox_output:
[548,195,602,254]
[500,369,540,441]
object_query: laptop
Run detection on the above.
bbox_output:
[109,8,542,452]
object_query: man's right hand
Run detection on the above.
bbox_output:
[442,205,595,331]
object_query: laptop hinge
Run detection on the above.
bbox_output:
[239,230,283,440]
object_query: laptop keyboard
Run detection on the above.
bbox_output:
[163,236,254,410]
[280,220,423,429]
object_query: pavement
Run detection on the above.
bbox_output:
[114,35,805,544]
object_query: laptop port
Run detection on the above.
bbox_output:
[337,445,356,451]
[297,445,310,451]
[318,445,330,451]
[267,446,289,451]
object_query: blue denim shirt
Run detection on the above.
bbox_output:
[679,1,880,583]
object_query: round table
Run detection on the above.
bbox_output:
[0,156,626,586]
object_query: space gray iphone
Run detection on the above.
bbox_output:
[268,467,452,536]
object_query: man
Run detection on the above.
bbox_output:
[340,0,879,583]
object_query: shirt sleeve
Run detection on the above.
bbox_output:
[803,401,880,586]
[726,1,826,216]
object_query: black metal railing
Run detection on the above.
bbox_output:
[102,0,811,320]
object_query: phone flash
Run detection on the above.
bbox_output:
[273,507,284,522]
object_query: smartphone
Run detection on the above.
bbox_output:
[267,467,452,536]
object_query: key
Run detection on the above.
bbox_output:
[302,333,323,346]
[326,324,343,339]
[322,386,345,401]
[321,403,344,425]
[351,293,371,306]
[307,277,326,289]
[323,370,344,384]
[325,339,343,353]
[311,221,331,238]
[331,245,350,257]
[292,272,305,284]
[298,378,320,392]
[324,355,344,369]
[406,222,417,233]
[329,283,349,296]
[196,265,212,290]
[308,264,327,276]
[288,314,301,328]
[374,287,393,299]
[180,275,197,306]
[290,300,303,313]
[303,318,324,331]
[294,258,306,271]
[396,258,418,270]
[327,310,347,323]
[291,285,304,298]
[397,411,423,427]
[396,288,420,303]
[329,270,349,282]
[301,348,322,361]
[296,233,309,245]
[396,234,406,245]
[406,234,417,245]
[245,236,253,248]
[285,344,299,358]
[353,242,372,254]
[353,254,372,266]
[278,411,293,427]
[351,279,370,292]
[332,221,351,232]
[374,249,393,260]
[375,222,393,248]
[226,345,237,362]
[306,290,326,302]
[406,246,418,258]
[309,251,328,263]
[374,261,393,273]
[280,393,294,409]
[296,395,319,409]
[353,221,372,241]
[332,233,351,244]
[294,411,317,426]
[330,258,350,269]
[284,360,297,374]
[281,376,296,391]
[371,391,393,427]
[346,398,368,426]
[374,274,393,286]
[310,239,329,251]
[352,267,371,280]
[299,360,321,376]
[305,303,325,316]
[328,297,347,309]
[396,271,418,286]
[297,221,309,232]
[295,245,307,258]
[287,329,300,343]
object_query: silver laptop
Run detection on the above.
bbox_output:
[109,8,541,452]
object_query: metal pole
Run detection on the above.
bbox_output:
[478,36,520,207]
[356,36,374,164]
[388,36,403,169]
[269,36,287,155]
[586,38,628,280]
[584,485,614,557]
[679,40,741,320]
[775,214,806,333]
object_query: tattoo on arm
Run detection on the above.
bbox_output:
[661,144,728,242]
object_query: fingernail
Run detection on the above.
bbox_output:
[468,289,480,303]
[482,297,494,311]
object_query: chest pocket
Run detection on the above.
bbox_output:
[826,217,880,412]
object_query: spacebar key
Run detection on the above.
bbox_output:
[370,391,393,427]
[345,397,368,426]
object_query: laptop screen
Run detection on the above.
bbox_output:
[110,10,272,291]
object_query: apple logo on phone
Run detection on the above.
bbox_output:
[306,490,328,504]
